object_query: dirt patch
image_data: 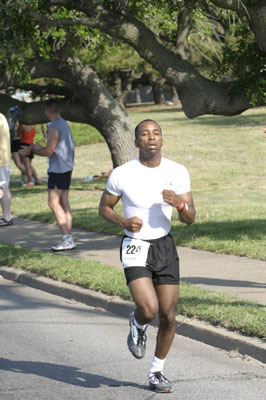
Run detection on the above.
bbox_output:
[126,104,181,112]
[74,189,103,196]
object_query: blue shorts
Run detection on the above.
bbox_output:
[120,233,180,286]
[48,171,72,190]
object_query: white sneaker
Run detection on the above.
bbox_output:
[149,371,173,393]
[127,312,147,359]
[51,238,76,252]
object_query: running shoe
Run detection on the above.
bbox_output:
[51,238,76,252]
[149,371,173,393]
[0,218,13,227]
[127,312,147,359]
[22,182,34,187]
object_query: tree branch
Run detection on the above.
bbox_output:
[24,0,266,116]
[210,0,266,51]
[176,6,192,61]
[209,0,250,17]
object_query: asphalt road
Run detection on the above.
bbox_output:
[1,277,266,400]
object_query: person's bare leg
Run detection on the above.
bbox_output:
[129,277,159,325]
[0,188,12,220]
[21,156,33,184]
[154,284,179,359]
[12,152,26,175]
[148,284,179,393]
[59,190,73,233]
[48,188,70,235]
[127,277,158,359]
[30,161,41,184]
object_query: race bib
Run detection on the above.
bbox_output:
[121,237,150,268]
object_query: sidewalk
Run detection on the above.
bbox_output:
[0,216,266,364]
[1,216,265,305]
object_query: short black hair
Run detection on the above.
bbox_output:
[134,119,162,139]
[45,98,60,114]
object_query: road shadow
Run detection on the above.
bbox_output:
[0,357,146,390]
[181,277,266,289]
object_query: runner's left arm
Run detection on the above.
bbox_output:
[162,190,196,225]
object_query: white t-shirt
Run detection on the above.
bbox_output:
[106,157,191,240]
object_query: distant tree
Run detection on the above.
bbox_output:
[22,0,265,117]
[0,1,138,166]
[0,0,266,166]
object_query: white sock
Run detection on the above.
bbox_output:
[149,356,166,376]
[133,314,147,331]
[63,234,72,241]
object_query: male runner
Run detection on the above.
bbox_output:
[99,119,196,393]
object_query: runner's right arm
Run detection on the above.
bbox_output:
[99,190,143,232]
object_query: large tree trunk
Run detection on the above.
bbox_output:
[113,72,124,106]
[171,86,179,105]
[0,55,137,167]
[150,75,166,105]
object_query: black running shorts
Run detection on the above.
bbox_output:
[120,233,180,286]
[20,142,34,159]
[48,170,72,190]
[11,139,21,153]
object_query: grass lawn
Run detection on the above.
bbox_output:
[1,105,266,340]
[10,105,266,260]
[0,242,265,340]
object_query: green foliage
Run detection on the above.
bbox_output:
[1,0,266,107]
[128,0,180,45]
[212,21,266,105]
[0,1,33,80]
[92,44,151,75]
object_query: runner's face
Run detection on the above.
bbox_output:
[135,121,163,157]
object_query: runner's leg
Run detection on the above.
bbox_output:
[129,277,159,325]
[154,283,179,359]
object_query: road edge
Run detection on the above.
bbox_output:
[1,265,265,364]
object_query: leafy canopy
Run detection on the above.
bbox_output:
[0,0,265,104]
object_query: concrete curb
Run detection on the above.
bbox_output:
[1,265,265,364]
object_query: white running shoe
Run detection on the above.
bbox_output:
[51,238,76,252]
[127,312,147,359]
[149,371,173,393]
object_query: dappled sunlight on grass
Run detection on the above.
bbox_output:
[8,106,266,261]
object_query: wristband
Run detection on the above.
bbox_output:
[177,201,188,211]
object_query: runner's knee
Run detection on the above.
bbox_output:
[48,197,58,211]
[158,308,177,328]
[139,302,158,322]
